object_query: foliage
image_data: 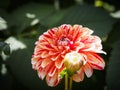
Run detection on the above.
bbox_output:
[0,0,120,90]
[106,40,120,90]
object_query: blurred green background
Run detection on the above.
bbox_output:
[0,0,120,90]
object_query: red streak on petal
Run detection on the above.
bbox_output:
[44,34,51,39]
[45,44,53,48]
[55,57,63,69]
[46,70,60,87]
[90,63,104,70]
[83,52,105,70]
[41,58,52,68]
[48,29,54,36]
[48,64,56,77]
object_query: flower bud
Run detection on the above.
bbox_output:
[64,51,83,76]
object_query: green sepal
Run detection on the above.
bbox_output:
[59,68,67,79]
[66,69,76,77]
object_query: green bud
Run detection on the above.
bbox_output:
[63,52,83,76]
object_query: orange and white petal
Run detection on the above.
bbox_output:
[72,68,84,82]
[81,35,106,54]
[48,64,57,77]
[38,68,46,80]
[38,62,53,80]
[46,71,61,87]
[32,58,42,70]
[85,52,105,70]
[55,58,64,69]
[83,63,93,78]
[41,58,52,68]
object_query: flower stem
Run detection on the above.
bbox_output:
[69,77,72,90]
[65,73,68,90]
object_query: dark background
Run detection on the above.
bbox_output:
[0,0,120,90]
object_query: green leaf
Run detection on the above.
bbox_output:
[59,4,116,38]
[0,42,10,55]
[42,10,67,28]
[0,17,7,30]
[3,44,10,55]
[106,40,120,90]
[0,0,10,9]
[9,3,55,34]
[0,42,5,54]
[106,21,120,46]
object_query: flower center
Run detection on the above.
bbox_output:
[58,36,70,46]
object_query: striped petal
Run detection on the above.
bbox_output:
[72,68,84,82]
[83,63,93,78]
[41,58,52,68]
[85,52,105,70]
[46,71,60,87]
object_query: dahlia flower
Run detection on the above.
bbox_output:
[31,24,106,88]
